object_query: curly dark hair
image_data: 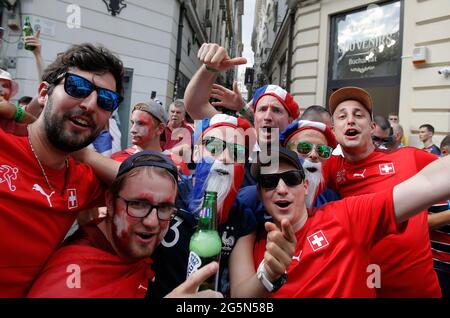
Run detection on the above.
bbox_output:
[42,43,124,96]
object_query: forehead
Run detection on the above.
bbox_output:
[255,95,285,110]
[289,129,327,145]
[203,125,246,145]
[120,168,176,200]
[131,110,154,122]
[170,105,183,112]
[333,100,369,116]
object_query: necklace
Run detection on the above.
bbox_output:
[27,128,68,194]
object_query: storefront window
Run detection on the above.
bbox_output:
[331,1,401,80]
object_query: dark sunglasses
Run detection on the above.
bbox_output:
[258,170,305,190]
[288,141,333,159]
[54,72,123,112]
[372,135,393,145]
[202,136,247,161]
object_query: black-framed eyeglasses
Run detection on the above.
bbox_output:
[116,195,177,221]
[53,72,123,112]
[202,136,247,161]
[258,170,305,190]
[287,141,333,159]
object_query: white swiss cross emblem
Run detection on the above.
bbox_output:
[307,230,329,252]
[67,189,78,209]
[379,163,395,175]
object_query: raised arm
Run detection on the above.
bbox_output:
[394,155,450,223]
[24,30,44,80]
[184,43,246,120]
[72,147,120,186]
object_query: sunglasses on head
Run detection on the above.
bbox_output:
[202,136,247,161]
[53,72,123,112]
[288,141,333,159]
[258,170,305,190]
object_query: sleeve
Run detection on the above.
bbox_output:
[335,190,407,248]
[414,147,438,171]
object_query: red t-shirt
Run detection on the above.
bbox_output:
[111,146,190,176]
[253,191,405,297]
[325,147,441,297]
[0,128,105,297]
[27,221,153,298]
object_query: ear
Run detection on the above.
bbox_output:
[369,120,376,134]
[303,178,309,196]
[105,191,115,218]
[156,122,165,136]
[37,82,49,106]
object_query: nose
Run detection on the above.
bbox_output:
[307,146,319,162]
[275,178,289,195]
[263,109,273,122]
[216,148,233,164]
[79,90,98,112]
[142,207,159,227]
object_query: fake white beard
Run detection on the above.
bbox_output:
[303,160,324,209]
[204,160,235,216]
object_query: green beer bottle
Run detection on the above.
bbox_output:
[186,191,222,291]
[23,16,35,51]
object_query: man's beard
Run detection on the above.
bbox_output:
[44,96,100,152]
[189,158,244,224]
[303,160,324,209]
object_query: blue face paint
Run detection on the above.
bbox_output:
[188,156,215,216]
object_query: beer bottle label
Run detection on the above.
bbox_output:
[186,251,202,278]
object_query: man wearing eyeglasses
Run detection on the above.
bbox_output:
[0,43,128,297]
[27,151,221,298]
[325,86,441,297]
[228,147,450,297]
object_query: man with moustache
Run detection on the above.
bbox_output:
[325,86,441,297]
[228,147,450,298]
[148,113,257,297]
[27,151,222,298]
[0,43,124,297]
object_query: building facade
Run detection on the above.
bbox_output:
[0,0,243,148]
[252,0,450,147]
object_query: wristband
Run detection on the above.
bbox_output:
[205,65,219,73]
[239,102,250,115]
[13,106,25,122]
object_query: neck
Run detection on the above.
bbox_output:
[342,143,375,163]
[28,122,68,170]
[137,140,162,152]
[423,139,433,148]
[168,121,182,130]
[291,206,308,233]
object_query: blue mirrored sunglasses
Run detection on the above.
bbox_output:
[54,72,123,112]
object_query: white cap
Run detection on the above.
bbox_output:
[0,69,19,100]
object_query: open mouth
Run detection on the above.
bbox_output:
[70,116,91,128]
[306,167,318,173]
[345,129,359,137]
[214,168,230,176]
[136,232,154,240]
[275,200,291,208]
